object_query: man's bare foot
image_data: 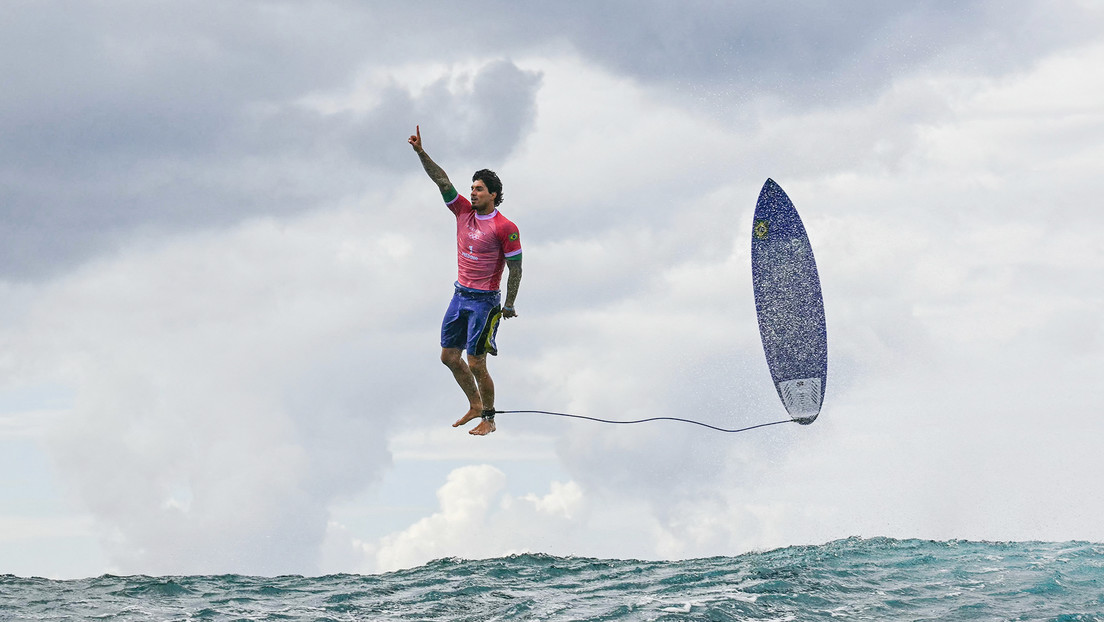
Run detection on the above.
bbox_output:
[469,418,496,436]
[453,406,482,428]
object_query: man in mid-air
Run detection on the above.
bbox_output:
[408,126,523,436]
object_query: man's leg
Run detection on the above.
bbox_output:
[466,353,496,436]
[441,348,483,427]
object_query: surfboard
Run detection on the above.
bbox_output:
[751,179,827,424]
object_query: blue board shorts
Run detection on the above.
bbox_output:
[441,283,503,356]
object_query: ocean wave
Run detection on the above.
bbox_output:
[2,538,1103,621]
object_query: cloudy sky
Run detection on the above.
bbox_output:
[2,0,1103,578]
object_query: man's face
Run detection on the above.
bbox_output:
[471,180,496,212]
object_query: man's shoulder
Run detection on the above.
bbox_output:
[493,213,520,242]
[493,211,521,251]
[492,210,519,229]
[446,190,472,215]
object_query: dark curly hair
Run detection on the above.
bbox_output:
[472,169,503,207]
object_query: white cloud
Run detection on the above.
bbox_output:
[373,465,588,572]
[0,409,68,439]
[8,204,440,575]
[477,34,1104,559]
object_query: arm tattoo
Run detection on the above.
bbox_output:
[418,150,453,194]
[504,260,522,308]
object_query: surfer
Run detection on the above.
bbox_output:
[408,125,523,436]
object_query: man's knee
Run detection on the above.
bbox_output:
[441,348,464,368]
[467,354,488,376]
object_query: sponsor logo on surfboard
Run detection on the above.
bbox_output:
[754,219,769,240]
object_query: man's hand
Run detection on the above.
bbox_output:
[502,306,518,319]
[408,125,423,153]
[410,125,453,194]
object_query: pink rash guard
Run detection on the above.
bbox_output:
[444,188,522,292]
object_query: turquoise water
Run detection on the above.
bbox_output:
[2,538,1103,621]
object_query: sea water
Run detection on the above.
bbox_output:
[2,537,1102,621]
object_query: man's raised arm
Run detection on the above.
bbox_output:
[408,125,454,195]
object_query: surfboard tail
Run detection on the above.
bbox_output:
[778,377,822,424]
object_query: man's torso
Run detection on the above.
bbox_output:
[446,192,521,291]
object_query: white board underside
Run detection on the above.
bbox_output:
[778,377,822,419]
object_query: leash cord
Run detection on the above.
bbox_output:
[491,410,795,433]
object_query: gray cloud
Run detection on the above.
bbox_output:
[494,1,1101,107]
[0,2,541,280]
[5,1,1096,281]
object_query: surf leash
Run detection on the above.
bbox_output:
[490,410,795,434]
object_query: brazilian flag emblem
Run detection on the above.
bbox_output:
[509,232,519,241]
[754,219,769,240]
